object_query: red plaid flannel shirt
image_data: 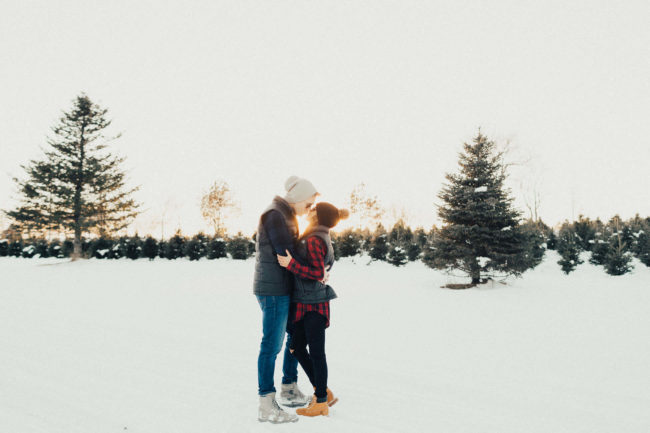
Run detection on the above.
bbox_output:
[294,302,330,328]
[287,236,330,327]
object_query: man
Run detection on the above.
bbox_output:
[254,176,319,423]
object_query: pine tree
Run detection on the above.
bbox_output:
[407,227,428,261]
[406,242,422,262]
[604,240,633,275]
[34,239,50,258]
[413,227,429,249]
[589,226,611,266]
[603,216,633,275]
[184,232,208,261]
[336,229,362,257]
[546,230,557,250]
[331,236,340,260]
[557,224,583,274]
[21,242,37,258]
[387,244,408,266]
[5,94,140,259]
[164,231,186,259]
[88,237,113,259]
[388,219,410,246]
[47,240,63,258]
[8,240,23,257]
[61,240,74,257]
[369,223,389,261]
[5,160,64,238]
[157,239,168,259]
[422,226,438,265]
[227,233,253,260]
[206,236,227,259]
[125,234,142,260]
[635,230,650,267]
[388,219,420,261]
[111,236,129,259]
[425,132,530,284]
[358,228,373,253]
[142,236,159,260]
[516,220,546,269]
[572,215,596,251]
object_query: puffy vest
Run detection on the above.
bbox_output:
[253,196,299,296]
[292,225,338,304]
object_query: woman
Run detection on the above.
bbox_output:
[277,202,348,417]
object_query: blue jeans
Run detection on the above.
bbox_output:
[256,295,299,396]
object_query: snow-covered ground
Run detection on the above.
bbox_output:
[1,252,649,433]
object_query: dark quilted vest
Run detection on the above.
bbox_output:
[253,196,299,296]
[292,225,338,304]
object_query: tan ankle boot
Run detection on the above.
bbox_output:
[325,388,338,407]
[313,387,339,407]
[296,401,328,417]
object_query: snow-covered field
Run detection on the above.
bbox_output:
[1,253,649,433]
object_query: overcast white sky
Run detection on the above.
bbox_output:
[1,0,649,236]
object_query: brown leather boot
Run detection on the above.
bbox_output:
[313,387,339,407]
[296,401,328,417]
[325,388,338,407]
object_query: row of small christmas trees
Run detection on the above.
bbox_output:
[551,214,650,275]
[3,216,649,277]
[0,231,255,261]
[332,218,547,272]
[332,220,429,266]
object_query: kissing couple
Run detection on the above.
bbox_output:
[253,176,348,422]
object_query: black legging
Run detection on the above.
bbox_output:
[290,311,328,401]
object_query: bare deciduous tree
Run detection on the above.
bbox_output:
[348,183,384,230]
[200,180,237,237]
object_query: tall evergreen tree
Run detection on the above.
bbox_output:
[5,94,140,259]
[424,132,532,284]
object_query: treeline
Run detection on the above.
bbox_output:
[0,231,254,261]
[331,219,546,269]
[2,215,649,278]
[552,214,650,275]
[3,95,649,281]
[332,221,428,265]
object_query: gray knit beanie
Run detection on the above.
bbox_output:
[284,176,318,203]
